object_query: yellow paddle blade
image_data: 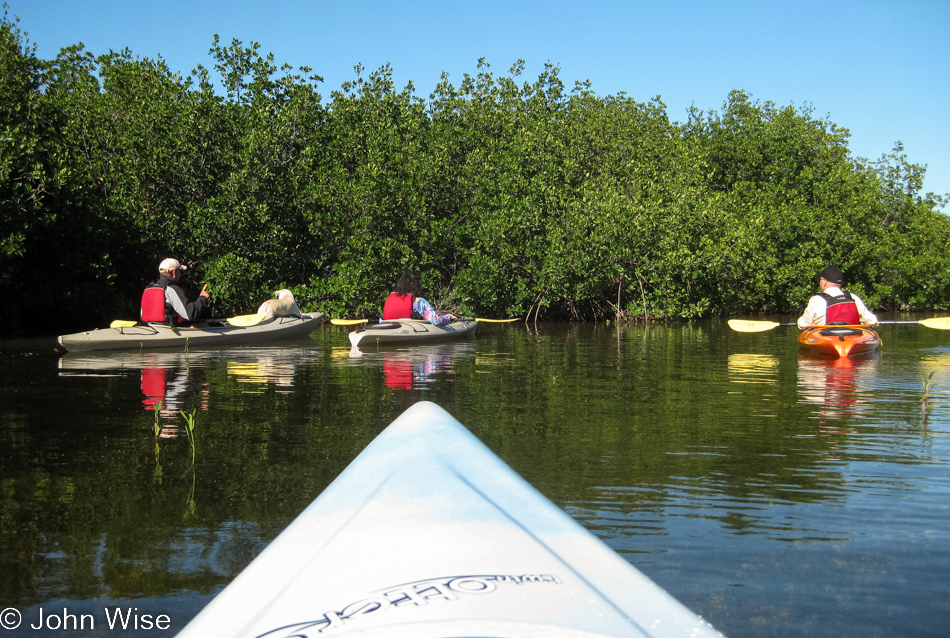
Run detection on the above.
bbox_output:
[228,313,268,327]
[474,318,520,323]
[110,320,138,328]
[919,316,950,330]
[727,319,782,333]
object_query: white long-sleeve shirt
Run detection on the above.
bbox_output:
[797,286,878,328]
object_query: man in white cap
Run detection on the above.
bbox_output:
[140,258,210,325]
[797,265,878,328]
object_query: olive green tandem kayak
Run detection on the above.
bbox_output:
[57,313,325,352]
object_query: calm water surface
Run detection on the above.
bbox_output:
[1,317,949,637]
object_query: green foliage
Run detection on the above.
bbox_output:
[0,8,40,262]
[2,12,949,334]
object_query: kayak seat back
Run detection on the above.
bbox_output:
[818,327,866,341]
[357,321,403,333]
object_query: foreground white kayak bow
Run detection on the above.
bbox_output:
[177,401,723,638]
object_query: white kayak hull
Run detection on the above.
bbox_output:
[177,401,722,638]
[348,319,477,349]
[57,312,325,352]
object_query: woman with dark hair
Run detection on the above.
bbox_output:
[382,272,456,326]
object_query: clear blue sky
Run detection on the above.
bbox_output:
[16,0,950,202]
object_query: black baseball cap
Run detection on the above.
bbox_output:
[817,266,844,284]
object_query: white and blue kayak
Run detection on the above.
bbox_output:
[177,401,723,637]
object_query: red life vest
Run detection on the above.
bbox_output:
[820,290,860,324]
[382,292,413,320]
[141,285,168,323]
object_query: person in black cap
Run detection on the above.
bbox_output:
[797,266,878,328]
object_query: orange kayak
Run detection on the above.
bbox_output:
[798,325,881,358]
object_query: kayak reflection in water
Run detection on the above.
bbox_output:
[797,351,879,423]
[382,272,456,326]
[797,265,879,328]
[382,350,455,391]
[141,359,209,421]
